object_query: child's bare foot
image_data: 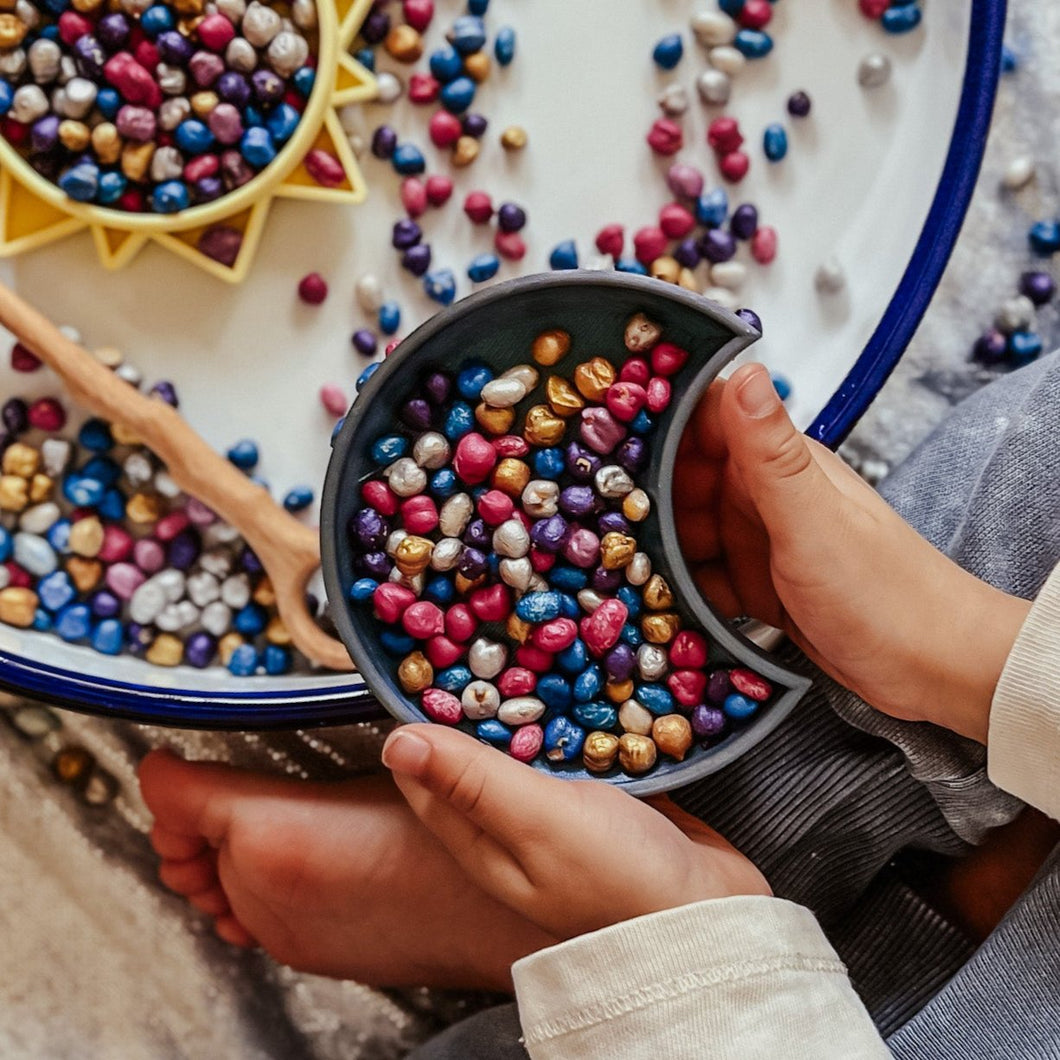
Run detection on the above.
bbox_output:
[138,749,554,990]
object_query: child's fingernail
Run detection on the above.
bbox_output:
[735,367,779,419]
[382,728,432,774]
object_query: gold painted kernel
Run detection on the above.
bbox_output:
[146,633,184,667]
[455,571,486,595]
[523,404,566,447]
[452,134,480,167]
[125,492,163,523]
[531,329,571,366]
[29,473,54,503]
[642,574,674,610]
[0,587,38,627]
[600,531,637,570]
[66,556,103,592]
[492,458,531,497]
[58,120,91,152]
[606,678,635,704]
[176,14,204,36]
[545,375,585,418]
[190,90,220,117]
[475,402,516,435]
[624,312,662,353]
[394,535,434,576]
[649,255,680,284]
[398,651,434,694]
[507,613,533,644]
[464,51,491,81]
[642,611,681,644]
[0,12,28,47]
[573,357,616,401]
[121,140,155,182]
[583,731,620,773]
[500,125,527,150]
[53,746,94,784]
[218,632,245,665]
[618,732,657,775]
[252,576,276,607]
[678,267,699,291]
[265,615,292,645]
[69,516,104,558]
[653,714,693,761]
[110,422,142,445]
[3,442,39,478]
[622,488,651,522]
[385,23,423,61]
[171,0,204,14]
[0,475,28,511]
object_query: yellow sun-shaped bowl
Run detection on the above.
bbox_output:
[0,0,376,282]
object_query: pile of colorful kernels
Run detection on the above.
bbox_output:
[0,344,312,676]
[0,0,324,213]
[345,312,775,778]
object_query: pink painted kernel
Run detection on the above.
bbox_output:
[320,383,348,417]
[422,688,462,725]
[720,151,750,183]
[730,668,774,701]
[632,225,667,266]
[305,149,346,188]
[668,669,708,708]
[531,617,578,653]
[469,583,511,623]
[133,40,160,70]
[646,117,683,156]
[403,0,435,32]
[373,583,417,624]
[580,598,629,656]
[646,376,672,414]
[605,382,647,423]
[515,645,554,673]
[27,397,66,431]
[103,53,163,108]
[658,202,695,239]
[4,563,30,589]
[580,407,627,455]
[477,489,514,526]
[403,600,445,638]
[494,230,527,261]
[298,272,328,305]
[463,190,493,223]
[197,13,237,51]
[452,432,497,484]
[619,358,651,386]
[185,498,217,526]
[409,73,441,104]
[739,0,772,28]
[362,479,398,516]
[669,630,708,669]
[425,635,465,669]
[98,525,133,563]
[429,109,462,146]
[511,508,532,532]
[492,435,530,458]
[402,495,439,535]
[385,340,401,355]
[667,162,705,200]
[859,0,890,16]
[564,528,600,569]
[425,174,453,206]
[11,343,41,372]
[509,723,544,762]
[751,225,778,265]
[708,116,744,155]
[498,667,537,697]
[133,538,165,573]
[105,562,145,600]
[529,548,556,573]
[183,154,219,183]
[595,223,624,259]
[154,511,189,542]
[651,342,690,376]
[58,11,92,44]
[445,603,477,642]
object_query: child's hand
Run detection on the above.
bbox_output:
[676,363,1030,743]
[382,724,770,942]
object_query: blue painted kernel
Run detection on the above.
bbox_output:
[97,171,127,204]
[81,456,120,486]
[533,447,566,479]
[573,665,604,703]
[38,571,76,612]
[175,119,215,154]
[227,439,259,469]
[1028,220,1060,256]
[424,267,457,306]
[476,719,512,745]
[233,602,268,636]
[392,142,427,175]
[556,638,589,676]
[763,123,788,162]
[430,44,463,83]
[91,618,124,656]
[294,66,316,96]
[723,692,759,720]
[140,4,173,35]
[0,527,10,563]
[571,701,618,731]
[378,301,402,335]
[98,489,125,521]
[356,362,380,391]
[468,253,500,283]
[443,401,475,440]
[424,575,456,605]
[152,180,190,213]
[549,240,578,270]
[456,362,494,400]
[370,434,408,465]
[58,163,99,202]
[55,603,92,642]
[240,127,276,168]
[881,3,922,33]
[62,475,105,507]
[380,629,416,655]
[283,485,314,512]
[263,644,293,675]
[349,577,378,602]
[733,28,773,58]
[695,187,729,228]
[78,418,113,451]
[227,643,260,676]
[32,609,52,632]
[549,566,589,592]
[440,76,477,114]
[265,103,301,144]
[430,468,458,497]
[45,520,70,554]
[637,684,675,715]
[620,623,644,648]
[494,26,516,66]
[652,32,683,70]
[1008,331,1043,365]
[772,374,792,401]
[536,673,573,711]
[615,257,648,275]
[515,591,563,623]
[543,716,587,762]
[448,14,486,54]
[435,665,474,693]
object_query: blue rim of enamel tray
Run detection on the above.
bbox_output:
[0,0,1007,728]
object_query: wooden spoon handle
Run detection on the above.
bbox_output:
[0,283,354,673]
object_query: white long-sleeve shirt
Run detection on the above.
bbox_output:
[511,566,1060,1059]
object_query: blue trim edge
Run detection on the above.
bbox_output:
[807,0,1007,447]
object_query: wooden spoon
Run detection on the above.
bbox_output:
[0,282,355,672]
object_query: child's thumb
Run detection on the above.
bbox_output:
[720,363,833,540]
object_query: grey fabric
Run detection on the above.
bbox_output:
[417,351,1060,1057]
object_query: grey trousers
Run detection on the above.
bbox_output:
[412,352,1060,1060]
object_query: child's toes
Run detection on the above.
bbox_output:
[188,886,231,918]
[158,850,220,898]
[138,749,236,848]
[150,822,208,862]
[214,914,257,949]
